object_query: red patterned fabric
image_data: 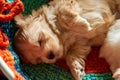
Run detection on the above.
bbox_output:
[56,47,111,73]
[85,47,110,73]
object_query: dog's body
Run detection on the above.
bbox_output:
[14,0,117,80]
[100,19,120,80]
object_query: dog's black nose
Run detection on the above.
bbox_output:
[48,51,55,59]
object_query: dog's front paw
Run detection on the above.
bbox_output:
[115,77,120,80]
[113,68,120,80]
[68,60,85,80]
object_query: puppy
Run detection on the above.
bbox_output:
[100,19,120,80]
[14,0,115,80]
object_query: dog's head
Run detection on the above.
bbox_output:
[14,10,63,64]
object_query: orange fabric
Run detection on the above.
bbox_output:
[0,0,24,22]
[0,29,25,80]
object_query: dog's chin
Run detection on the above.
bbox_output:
[40,59,56,64]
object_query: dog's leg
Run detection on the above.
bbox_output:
[57,8,92,33]
[66,55,85,80]
[100,20,120,80]
[100,39,120,80]
[66,44,91,80]
[113,68,120,80]
[115,77,120,80]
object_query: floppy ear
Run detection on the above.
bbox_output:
[14,14,29,28]
[14,9,43,28]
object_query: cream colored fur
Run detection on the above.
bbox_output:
[100,20,120,80]
[100,0,120,80]
[14,0,116,80]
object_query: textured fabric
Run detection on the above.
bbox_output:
[0,0,114,80]
[0,0,25,80]
[0,20,24,80]
[0,0,24,22]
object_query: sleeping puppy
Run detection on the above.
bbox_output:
[13,0,115,80]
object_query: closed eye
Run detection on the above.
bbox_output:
[38,40,43,46]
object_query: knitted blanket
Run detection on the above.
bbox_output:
[0,0,114,80]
